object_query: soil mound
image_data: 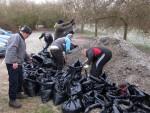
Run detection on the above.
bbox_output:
[68,37,150,93]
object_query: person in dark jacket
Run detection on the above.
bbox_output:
[54,19,75,39]
[49,33,77,70]
[82,47,112,77]
[39,32,53,51]
[5,25,32,108]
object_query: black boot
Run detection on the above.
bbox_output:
[9,100,22,108]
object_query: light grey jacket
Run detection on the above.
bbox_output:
[5,33,28,64]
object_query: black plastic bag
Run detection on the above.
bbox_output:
[38,50,51,58]
[82,91,95,109]
[106,91,128,101]
[41,89,52,103]
[81,78,93,93]
[101,103,113,113]
[114,99,133,112]
[143,93,150,107]
[84,91,106,113]
[23,78,40,97]
[40,80,54,90]
[53,90,68,105]
[42,57,56,68]
[93,83,105,93]
[32,54,43,65]
[62,96,83,113]
[53,83,68,105]
[67,60,83,81]
[67,81,82,96]
[94,91,106,105]
[128,85,145,102]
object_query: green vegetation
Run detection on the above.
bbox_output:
[0,0,150,38]
[34,106,54,113]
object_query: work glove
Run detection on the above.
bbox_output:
[39,36,43,40]
[70,19,74,23]
[83,64,89,69]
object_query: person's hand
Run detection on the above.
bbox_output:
[70,19,75,25]
[74,45,79,48]
[12,63,18,69]
[66,51,72,54]
[70,19,74,23]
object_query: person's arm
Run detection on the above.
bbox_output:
[65,37,71,54]
[7,36,20,63]
[86,49,94,65]
[7,35,20,69]
[39,33,45,39]
[59,24,73,31]
[61,21,72,26]
[70,43,78,50]
[83,49,93,69]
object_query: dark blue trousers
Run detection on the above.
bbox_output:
[6,64,23,101]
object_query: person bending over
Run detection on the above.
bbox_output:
[39,32,53,51]
[82,47,112,77]
[49,33,77,70]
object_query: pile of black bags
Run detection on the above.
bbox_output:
[23,51,150,113]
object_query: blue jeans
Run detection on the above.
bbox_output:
[6,64,23,100]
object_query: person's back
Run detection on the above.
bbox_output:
[50,33,74,70]
[51,37,66,51]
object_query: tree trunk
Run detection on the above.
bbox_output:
[123,23,128,40]
[94,16,128,40]
[81,22,84,33]
[120,17,128,40]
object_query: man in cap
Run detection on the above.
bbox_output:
[5,25,32,108]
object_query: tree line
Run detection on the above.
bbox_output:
[0,0,150,40]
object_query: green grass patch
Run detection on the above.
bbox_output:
[34,105,54,113]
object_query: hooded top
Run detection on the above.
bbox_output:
[54,21,73,39]
[51,33,73,53]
